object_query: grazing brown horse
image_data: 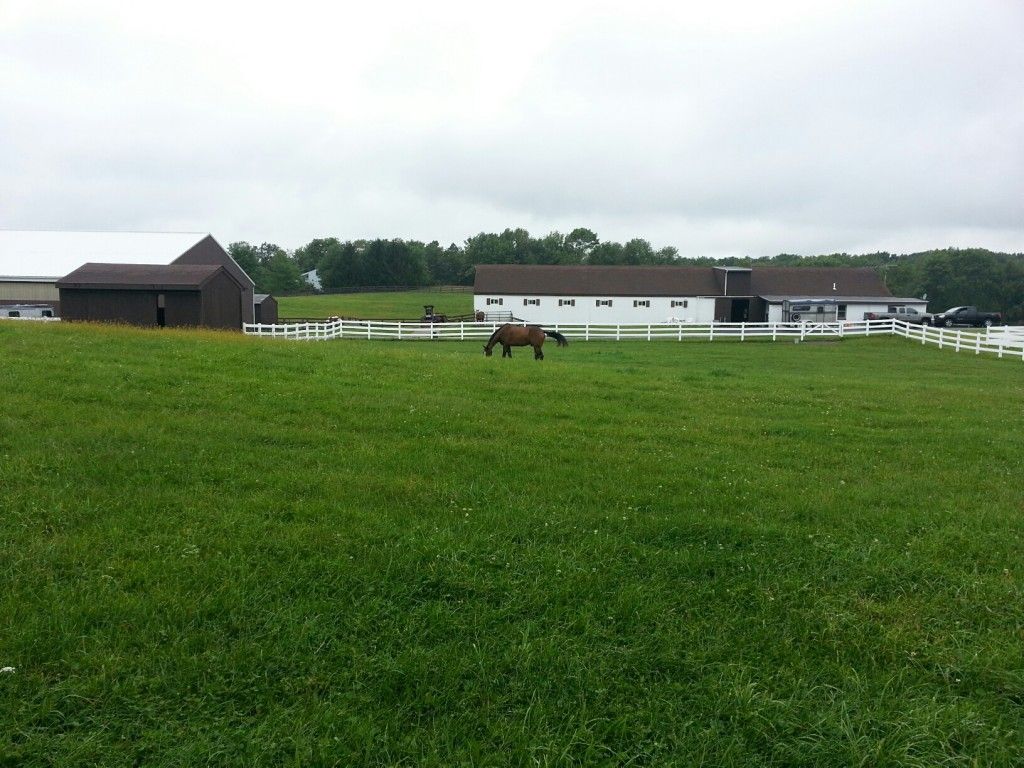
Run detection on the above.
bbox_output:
[483,324,568,360]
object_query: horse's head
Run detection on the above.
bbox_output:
[483,345,492,356]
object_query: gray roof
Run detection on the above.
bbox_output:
[475,264,894,298]
[760,295,926,303]
[56,263,226,290]
[475,265,722,296]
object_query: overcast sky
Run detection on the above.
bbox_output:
[2,0,1022,257]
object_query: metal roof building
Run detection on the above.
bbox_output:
[474,264,926,324]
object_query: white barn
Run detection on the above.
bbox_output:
[474,265,927,325]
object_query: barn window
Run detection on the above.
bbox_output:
[7,310,19,317]
[633,300,650,308]
[486,297,503,306]
[838,304,847,320]
[671,300,688,308]
[42,309,53,317]
[596,300,613,307]
[524,298,540,306]
[559,299,575,307]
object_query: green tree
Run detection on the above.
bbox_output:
[228,241,263,287]
[258,248,303,294]
[565,228,599,262]
[293,237,341,273]
[319,242,364,292]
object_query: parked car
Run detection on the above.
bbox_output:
[930,306,1002,327]
[864,306,931,324]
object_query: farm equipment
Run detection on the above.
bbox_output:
[421,305,449,323]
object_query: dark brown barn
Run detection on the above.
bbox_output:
[56,263,246,330]
[254,293,278,324]
[172,235,256,324]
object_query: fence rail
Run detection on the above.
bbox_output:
[891,321,1024,359]
[242,318,1024,360]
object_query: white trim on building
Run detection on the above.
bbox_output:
[473,294,718,324]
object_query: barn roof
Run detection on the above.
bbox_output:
[56,263,227,291]
[750,267,890,296]
[760,295,924,303]
[0,230,213,280]
[254,293,274,303]
[474,265,722,296]
[474,264,893,298]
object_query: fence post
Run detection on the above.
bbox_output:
[585,324,590,341]
[366,322,371,340]
[709,323,714,342]
[616,324,621,341]
[998,342,1004,359]
[740,323,745,342]
[839,322,844,338]
[460,322,465,341]
[678,324,682,341]
[647,324,651,341]
[772,323,777,341]
[955,329,961,352]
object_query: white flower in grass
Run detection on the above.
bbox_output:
[0,667,14,674]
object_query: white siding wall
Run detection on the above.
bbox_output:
[766,300,928,323]
[474,295,716,325]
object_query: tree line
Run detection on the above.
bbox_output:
[228,230,1024,322]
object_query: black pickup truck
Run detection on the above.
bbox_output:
[930,306,1002,327]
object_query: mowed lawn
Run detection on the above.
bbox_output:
[277,290,473,320]
[2,323,1023,766]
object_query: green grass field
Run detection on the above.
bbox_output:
[2,322,1023,766]
[277,291,474,320]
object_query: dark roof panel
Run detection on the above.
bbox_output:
[474,264,893,298]
[750,267,891,297]
[56,263,224,290]
[474,265,722,296]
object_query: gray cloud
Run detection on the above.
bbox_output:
[1,0,1021,255]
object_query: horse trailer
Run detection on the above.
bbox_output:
[782,300,839,323]
[0,304,56,319]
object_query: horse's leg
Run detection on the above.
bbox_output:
[503,344,511,358]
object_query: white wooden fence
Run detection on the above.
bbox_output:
[889,321,1024,359]
[241,317,1024,360]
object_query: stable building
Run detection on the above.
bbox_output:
[0,231,256,323]
[57,263,246,330]
[474,265,927,324]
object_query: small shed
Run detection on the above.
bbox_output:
[254,294,278,324]
[57,263,246,330]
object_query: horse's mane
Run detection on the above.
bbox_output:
[485,325,506,348]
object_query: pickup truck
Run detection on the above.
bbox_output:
[930,306,1002,328]
[864,306,931,324]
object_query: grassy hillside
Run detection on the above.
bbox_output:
[277,290,474,320]
[2,323,1023,766]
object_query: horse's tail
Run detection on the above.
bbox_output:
[544,329,569,347]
